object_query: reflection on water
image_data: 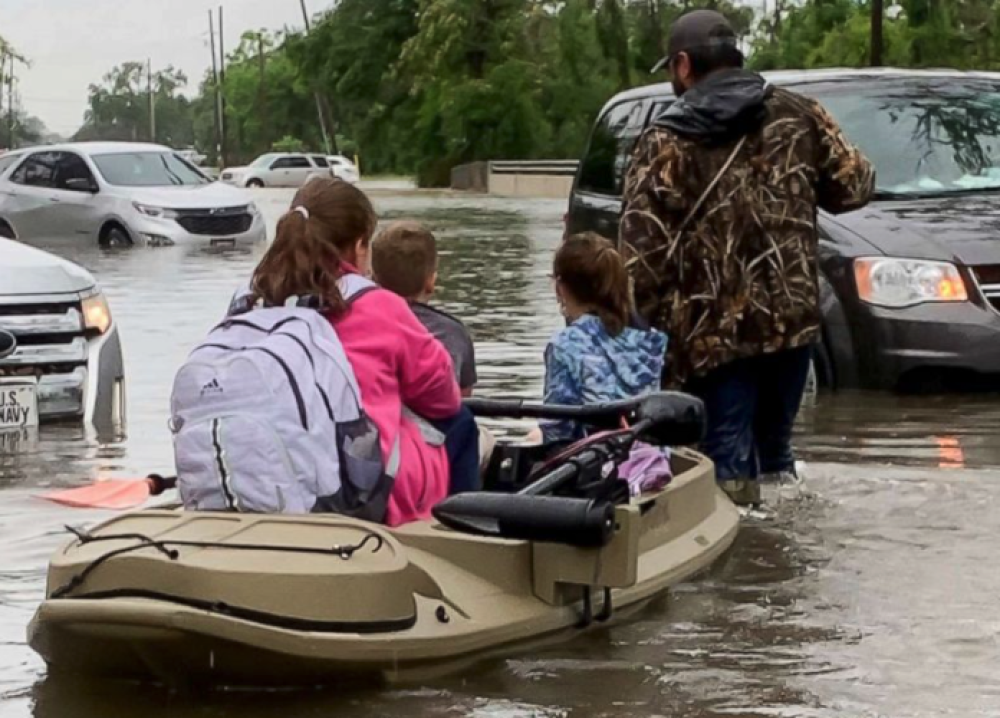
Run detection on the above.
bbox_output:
[2,190,999,717]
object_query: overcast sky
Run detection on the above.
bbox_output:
[0,0,332,137]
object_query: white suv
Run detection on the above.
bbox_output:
[0,142,266,248]
[220,153,332,189]
[0,238,126,435]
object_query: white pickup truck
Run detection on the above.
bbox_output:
[0,238,126,435]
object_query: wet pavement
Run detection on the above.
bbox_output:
[2,189,999,717]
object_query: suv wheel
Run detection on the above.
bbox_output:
[100,224,133,249]
[246,178,265,188]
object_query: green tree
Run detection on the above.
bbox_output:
[75,62,193,147]
[284,0,421,173]
[75,1,1000,183]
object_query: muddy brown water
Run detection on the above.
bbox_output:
[2,190,999,718]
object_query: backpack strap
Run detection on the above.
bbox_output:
[339,273,378,307]
[227,274,379,317]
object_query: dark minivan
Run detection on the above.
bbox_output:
[567,69,1000,391]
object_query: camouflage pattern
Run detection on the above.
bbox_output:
[541,314,667,443]
[619,86,875,387]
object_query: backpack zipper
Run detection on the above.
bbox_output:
[211,417,240,510]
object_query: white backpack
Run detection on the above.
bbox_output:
[169,274,398,521]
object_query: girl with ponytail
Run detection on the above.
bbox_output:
[538,233,669,443]
[250,178,469,526]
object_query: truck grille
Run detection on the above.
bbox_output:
[0,299,88,418]
[175,206,252,237]
[0,302,87,375]
[971,265,1000,313]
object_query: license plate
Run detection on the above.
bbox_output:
[0,427,35,453]
[210,237,236,248]
[0,379,39,431]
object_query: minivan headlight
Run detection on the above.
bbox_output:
[854,257,968,308]
[81,293,112,335]
[133,202,178,219]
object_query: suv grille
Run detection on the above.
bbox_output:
[175,206,252,237]
[0,301,87,377]
[0,299,90,419]
[971,265,1000,312]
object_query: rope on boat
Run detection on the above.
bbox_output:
[51,525,385,599]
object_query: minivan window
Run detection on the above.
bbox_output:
[91,152,209,187]
[577,99,648,196]
[10,152,60,188]
[804,79,1000,196]
[311,155,329,168]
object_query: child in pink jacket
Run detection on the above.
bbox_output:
[247,177,464,525]
[331,273,462,525]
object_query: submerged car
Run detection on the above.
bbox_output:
[220,153,332,189]
[0,238,125,432]
[0,142,265,248]
[567,68,1000,391]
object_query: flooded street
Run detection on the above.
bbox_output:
[2,189,999,717]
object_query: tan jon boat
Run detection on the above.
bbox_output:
[28,393,739,688]
[28,449,736,688]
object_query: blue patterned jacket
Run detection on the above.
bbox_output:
[541,314,668,443]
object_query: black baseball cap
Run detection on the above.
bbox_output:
[651,9,741,73]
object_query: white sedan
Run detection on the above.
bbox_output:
[221,153,332,189]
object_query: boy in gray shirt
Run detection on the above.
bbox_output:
[371,221,477,396]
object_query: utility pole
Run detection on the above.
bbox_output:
[7,55,15,149]
[0,53,5,142]
[298,0,335,154]
[871,0,884,66]
[218,5,229,167]
[208,9,222,164]
[257,34,269,152]
[148,58,156,142]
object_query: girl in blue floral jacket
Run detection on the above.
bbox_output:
[539,233,668,443]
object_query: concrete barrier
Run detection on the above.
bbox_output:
[451,162,489,192]
[451,160,579,199]
[489,160,578,199]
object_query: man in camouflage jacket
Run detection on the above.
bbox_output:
[620,10,874,506]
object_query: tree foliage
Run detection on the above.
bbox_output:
[75,62,194,148]
[71,1,1000,185]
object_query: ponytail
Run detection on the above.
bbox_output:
[250,177,377,316]
[554,233,631,336]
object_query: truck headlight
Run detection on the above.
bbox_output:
[133,202,178,220]
[81,293,112,335]
[854,257,968,308]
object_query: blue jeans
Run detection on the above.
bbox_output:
[685,346,813,482]
[431,405,481,494]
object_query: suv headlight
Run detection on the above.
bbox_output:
[133,202,178,219]
[248,202,261,217]
[81,293,112,335]
[854,257,968,308]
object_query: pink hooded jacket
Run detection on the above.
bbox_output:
[326,277,461,526]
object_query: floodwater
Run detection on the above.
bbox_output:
[2,189,1000,718]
